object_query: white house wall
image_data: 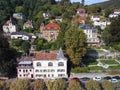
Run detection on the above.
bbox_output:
[33,60,67,79]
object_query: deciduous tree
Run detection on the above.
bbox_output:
[67,80,83,90]
[33,79,44,90]
[64,24,87,65]
[10,79,30,90]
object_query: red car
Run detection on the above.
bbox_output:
[70,77,79,81]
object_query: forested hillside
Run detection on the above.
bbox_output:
[0,0,82,29]
[91,0,120,9]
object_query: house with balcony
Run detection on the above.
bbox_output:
[79,24,100,46]
[33,48,68,79]
[17,57,34,79]
[3,18,17,33]
[40,21,60,41]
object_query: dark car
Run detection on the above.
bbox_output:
[112,76,120,80]
[103,76,112,81]
[80,77,90,82]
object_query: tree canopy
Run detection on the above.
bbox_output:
[64,24,87,66]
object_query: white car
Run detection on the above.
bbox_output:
[93,77,102,81]
[111,78,118,83]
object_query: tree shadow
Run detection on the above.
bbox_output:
[64,54,73,78]
[82,48,99,66]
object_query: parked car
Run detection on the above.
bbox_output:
[103,76,111,81]
[112,76,120,80]
[93,77,102,81]
[70,77,79,81]
[111,78,118,83]
[80,77,90,82]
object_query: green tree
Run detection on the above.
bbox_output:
[64,24,87,65]
[35,38,45,51]
[85,80,101,90]
[10,79,30,90]
[55,22,70,49]
[0,35,17,77]
[21,41,31,54]
[33,79,44,90]
[101,26,111,45]
[67,80,83,90]
[110,15,120,44]
[102,80,115,90]
[15,6,24,13]
[52,78,66,90]
[104,8,113,18]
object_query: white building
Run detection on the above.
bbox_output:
[93,20,111,30]
[13,13,23,19]
[11,31,30,40]
[33,48,68,79]
[17,57,34,79]
[3,18,17,33]
[91,15,100,21]
[79,24,100,46]
[109,9,120,18]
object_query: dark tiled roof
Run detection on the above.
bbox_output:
[11,31,30,36]
[79,24,96,30]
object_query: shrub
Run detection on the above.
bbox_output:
[71,67,90,73]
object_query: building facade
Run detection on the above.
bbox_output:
[17,57,34,79]
[40,21,60,41]
[3,18,17,33]
[79,24,100,46]
[33,48,67,79]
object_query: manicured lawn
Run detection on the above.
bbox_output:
[87,48,104,53]
[88,61,98,65]
[100,60,118,64]
[89,66,104,70]
[108,65,120,70]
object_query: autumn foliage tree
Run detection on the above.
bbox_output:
[85,80,101,90]
[67,80,83,90]
[10,79,30,90]
[65,24,87,66]
[33,79,44,90]
[102,80,115,90]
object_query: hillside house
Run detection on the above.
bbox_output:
[23,20,33,29]
[109,9,120,18]
[3,18,17,33]
[40,21,60,41]
[17,57,34,79]
[76,8,87,17]
[79,24,100,46]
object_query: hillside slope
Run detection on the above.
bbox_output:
[91,0,120,9]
